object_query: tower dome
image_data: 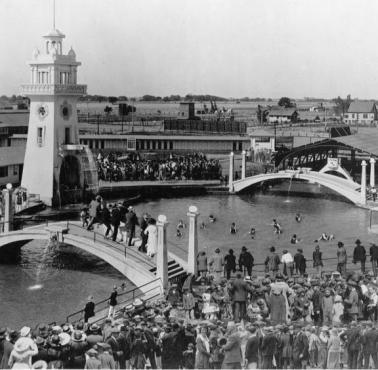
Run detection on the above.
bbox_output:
[68,47,76,58]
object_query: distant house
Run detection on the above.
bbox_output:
[345,101,377,125]
[268,108,298,123]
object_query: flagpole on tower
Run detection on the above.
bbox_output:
[53,0,56,29]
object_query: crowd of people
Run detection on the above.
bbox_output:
[4,260,378,370]
[96,152,222,182]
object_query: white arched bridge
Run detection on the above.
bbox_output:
[231,169,364,206]
[0,221,188,294]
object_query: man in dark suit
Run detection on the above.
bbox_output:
[340,322,361,369]
[245,326,259,369]
[125,206,139,246]
[294,249,306,276]
[362,322,378,368]
[370,243,378,277]
[229,272,252,323]
[111,204,121,242]
[161,325,179,369]
[353,239,366,273]
[106,327,123,368]
[238,246,254,277]
[102,203,112,239]
[292,326,309,369]
[138,213,149,253]
[261,327,278,369]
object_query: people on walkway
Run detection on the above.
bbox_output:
[337,241,347,277]
[224,249,236,280]
[353,239,366,273]
[238,246,254,277]
[294,248,306,276]
[313,245,323,277]
[265,246,281,277]
[145,218,157,258]
[107,286,118,319]
[281,249,294,277]
[208,248,224,281]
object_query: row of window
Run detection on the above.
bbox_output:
[80,139,245,152]
[346,113,371,119]
[0,165,18,178]
[37,72,71,84]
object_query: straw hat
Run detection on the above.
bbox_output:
[14,337,32,354]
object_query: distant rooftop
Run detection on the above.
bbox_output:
[347,101,376,113]
[0,111,29,126]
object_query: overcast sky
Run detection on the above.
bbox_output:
[1,0,378,99]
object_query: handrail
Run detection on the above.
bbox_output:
[66,277,162,323]
[66,222,152,266]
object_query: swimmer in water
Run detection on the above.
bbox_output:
[200,222,206,229]
[249,227,256,239]
[209,214,216,223]
[314,233,334,242]
[295,213,301,223]
[176,228,183,237]
[290,234,300,244]
[272,219,282,234]
[230,222,237,234]
[177,220,185,229]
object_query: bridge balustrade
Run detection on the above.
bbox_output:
[64,277,162,325]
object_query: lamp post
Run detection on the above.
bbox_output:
[187,205,199,275]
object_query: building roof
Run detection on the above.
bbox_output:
[347,101,376,113]
[0,111,29,126]
[269,108,297,117]
[0,146,25,166]
[334,132,378,156]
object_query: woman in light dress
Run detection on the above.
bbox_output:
[144,218,157,257]
[327,328,341,369]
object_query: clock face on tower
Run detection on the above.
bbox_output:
[36,104,48,120]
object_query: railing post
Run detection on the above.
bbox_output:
[241,150,246,180]
[2,184,14,233]
[229,152,234,192]
[361,160,367,205]
[370,157,376,188]
[156,214,169,291]
[187,205,199,276]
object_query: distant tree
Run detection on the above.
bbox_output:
[104,105,113,115]
[118,96,128,101]
[256,105,270,124]
[278,97,295,108]
[333,95,353,115]
[108,96,118,104]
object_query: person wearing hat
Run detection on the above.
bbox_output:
[294,249,306,277]
[238,246,254,278]
[224,249,237,280]
[125,205,139,246]
[264,246,281,278]
[107,286,118,319]
[197,251,208,278]
[0,328,13,369]
[229,272,253,323]
[138,213,150,253]
[101,202,112,240]
[370,243,378,277]
[312,245,323,278]
[245,326,259,369]
[353,239,366,273]
[281,250,294,278]
[110,202,121,242]
[84,296,96,323]
[86,324,103,348]
[69,331,88,369]
[292,326,309,369]
[84,348,101,369]
[8,337,38,369]
[96,343,116,369]
[337,241,347,278]
[209,247,224,281]
[106,326,123,369]
[86,194,102,231]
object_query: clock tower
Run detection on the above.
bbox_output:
[20,27,91,206]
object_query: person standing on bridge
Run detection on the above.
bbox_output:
[125,206,139,246]
[108,286,118,319]
[87,195,102,231]
[111,204,121,242]
[84,296,95,323]
[102,203,112,239]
